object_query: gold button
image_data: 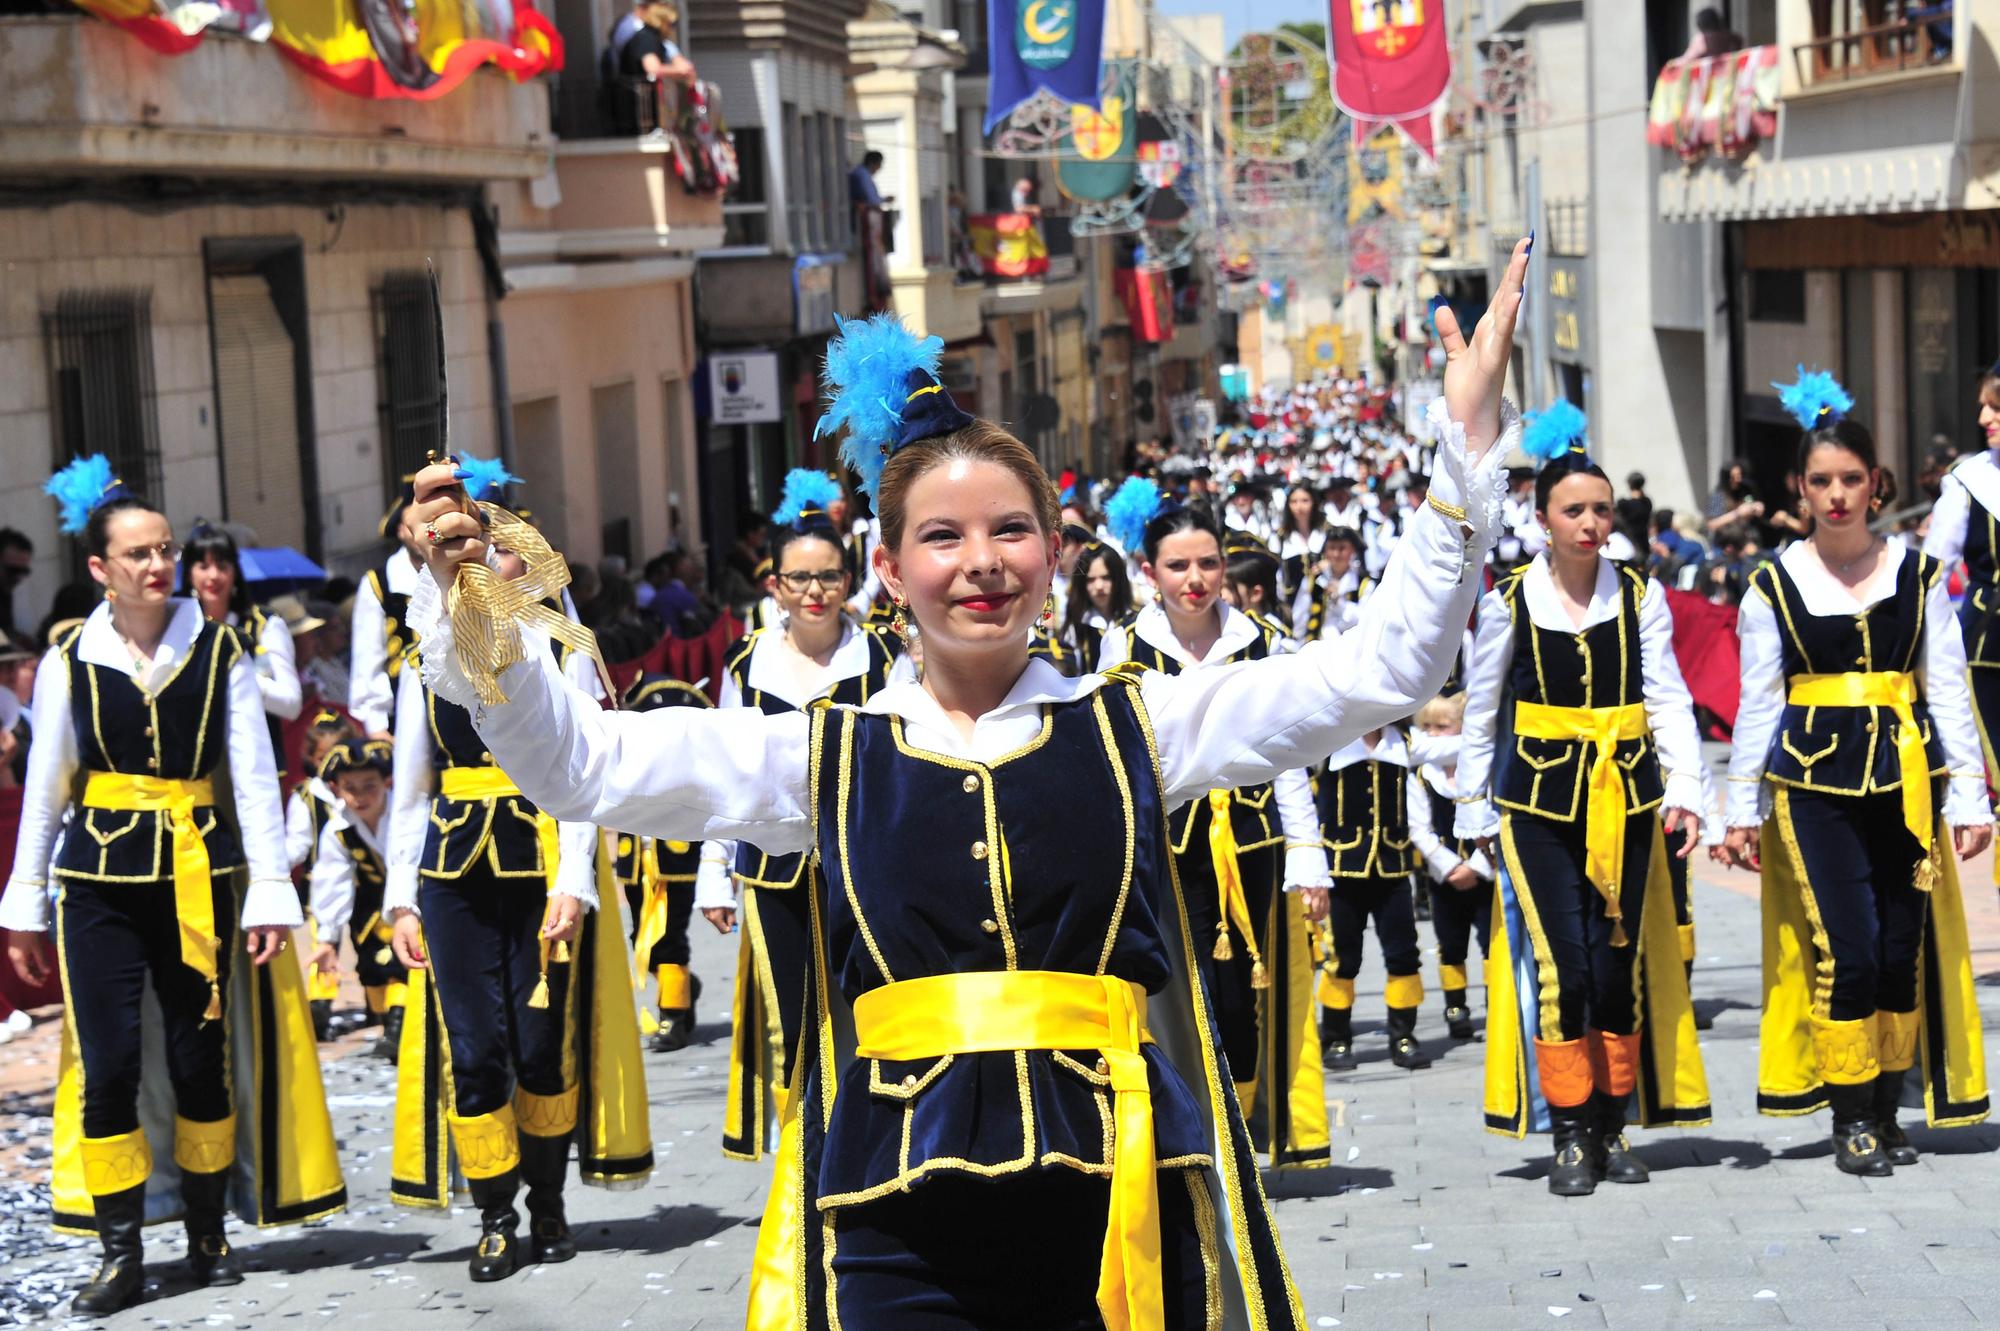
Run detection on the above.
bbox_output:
[980,918,999,934]
[1095,1057,1110,1077]
[971,840,988,860]
[962,774,980,793]
[900,1074,917,1090]
[617,836,633,856]
[481,750,493,762]
[142,726,154,738]
[146,757,158,769]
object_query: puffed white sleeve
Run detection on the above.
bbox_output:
[695,841,736,911]
[0,648,76,932]
[1637,578,1706,818]
[348,576,391,734]
[552,819,602,908]
[409,569,814,852]
[308,821,356,945]
[1407,730,1461,770]
[384,666,434,919]
[227,644,304,930]
[1451,588,1513,840]
[1923,568,1994,827]
[1143,402,1515,807]
[1275,767,1331,889]
[285,790,315,869]
[1407,768,1457,882]
[1921,470,1970,567]
[1724,588,1784,829]
[257,613,304,721]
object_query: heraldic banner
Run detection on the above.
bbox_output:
[1327,0,1450,158]
[986,0,1106,132]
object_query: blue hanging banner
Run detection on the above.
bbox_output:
[985,0,1105,132]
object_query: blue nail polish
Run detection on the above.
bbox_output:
[1526,230,1535,255]
[452,467,474,480]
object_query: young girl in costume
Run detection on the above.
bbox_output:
[401,237,1527,1330]
[1407,692,1491,1042]
[1727,369,1992,1175]
[308,737,408,1060]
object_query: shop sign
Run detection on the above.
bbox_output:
[709,352,782,424]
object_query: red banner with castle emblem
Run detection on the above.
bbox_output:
[1328,0,1450,159]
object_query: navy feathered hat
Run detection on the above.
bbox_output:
[815,315,977,502]
[623,672,715,712]
[45,455,138,535]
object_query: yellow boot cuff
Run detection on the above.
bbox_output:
[448,1105,522,1178]
[656,963,693,1010]
[1678,923,1697,965]
[308,969,341,1003]
[1384,973,1426,1009]
[1811,1016,1880,1086]
[172,1114,236,1175]
[1439,963,1469,993]
[514,1085,580,1138]
[1317,973,1356,1011]
[80,1129,153,1195]
[364,985,387,1016]
[385,980,409,1010]
[1875,1010,1920,1073]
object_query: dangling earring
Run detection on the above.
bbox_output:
[1040,594,1057,626]
[105,587,118,603]
[1870,494,1884,514]
[890,595,910,642]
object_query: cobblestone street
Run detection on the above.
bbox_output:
[4,841,2000,1330]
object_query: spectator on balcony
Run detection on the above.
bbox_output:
[848,151,890,210]
[1010,175,1042,217]
[600,0,696,135]
[1680,6,1743,59]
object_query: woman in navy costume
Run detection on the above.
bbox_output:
[401,237,1527,1331]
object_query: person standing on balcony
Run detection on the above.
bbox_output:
[848,150,888,209]
[1680,6,1743,59]
[601,0,695,135]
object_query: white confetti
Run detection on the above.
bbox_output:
[1412,1242,1433,1251]
[1669,1235,1692,1242]
[1753,1290,1776,1300]
[1346,1146,1361,1162]
[1850,1227,1867,1234]
[1640,1284,1663,1291]
[1316,1320,1340,1328]
[1547,1307,1571,1318]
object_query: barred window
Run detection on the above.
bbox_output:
[372,271,445,496]
[44,289,164,506]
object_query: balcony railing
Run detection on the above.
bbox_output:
[1544,198,1588,258]
[1793,1,1954,87]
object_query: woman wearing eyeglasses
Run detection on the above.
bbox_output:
[0,460,343,1314]
[697,469,906,1162]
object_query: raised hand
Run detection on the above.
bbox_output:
[409,460,487,591]
[1435,235,1531,457]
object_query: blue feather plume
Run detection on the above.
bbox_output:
[1773,366,1853,431]
[1521,400,1589,465]
[457,453,521,502]
[815,313,945,502]
[772,469,843,528]
[1104,477,1163,555]
[44,454,118,534]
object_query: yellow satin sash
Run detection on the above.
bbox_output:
[631,842,669,984]
[1786,671,1931,856]
[1510,701,1648,942]
[1205,790,1268,988]
[852,971,1161,1331]
[436,766,566,1004]
[82,773,223,1019]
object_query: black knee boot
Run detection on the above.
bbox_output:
[1874,1070,1917,1166]
[518,1133,577,1264]
[1386,1006,1431,1070]
[1443,988,1475,1041]
[309,999,333,1043]
[372,1006,405,1062]
[181,1168,243,1287]
[1547,1103,1598,1197]
[73,1184,147,1315]
[466,1169,523,1281]
[1319,1006,1356,1070]
[1590,1091,1649,1184]
[1829,1081,1893,1177]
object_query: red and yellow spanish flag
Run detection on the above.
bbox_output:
[69,0,561,101]
[968,213,1051,279]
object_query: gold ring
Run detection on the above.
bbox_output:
[425,523,444,545]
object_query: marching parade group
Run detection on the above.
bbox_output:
[3,235,1999,1329]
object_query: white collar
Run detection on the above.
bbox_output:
[385,552,423,595]
[861,657,1092,761]
[1778,536,1906,612]
[75,599,204,681]
[1132,601,1260,667]
[1279,527,1326,556]
[327,801,390,854]
[1420,762,1458,798]
[745,619,877,705]
[1521,554,1622,633]
[1952,449,2000,517]
[304,775,336,805]
[1327,726,1410,772]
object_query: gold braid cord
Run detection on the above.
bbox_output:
[448,503,603,705]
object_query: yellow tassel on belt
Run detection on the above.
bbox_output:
[1787,671,1936,884]
[437,766,568,1005]
[82,773,223,1020]
[1510,701,1650,945]
[853,971,1161,1331]
[1205,790,1269,988]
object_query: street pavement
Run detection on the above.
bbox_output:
[5,834,2000,1328]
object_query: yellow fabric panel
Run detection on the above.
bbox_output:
[1267,891,1330,1165]
[252,941,349,1221]
[1482,880,1527,1137]
[391,961,457,1208]
[580,850,653,1184]
[264,0,385,76]
[746,1085,805,1331]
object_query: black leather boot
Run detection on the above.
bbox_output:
[72,1184,146,1315]
[466,1169,523,1281]
[309,999,333,1043]
[1829,1081,1893,1177]
[651,1008,692,1052]
[181,1168,243,1286]
[1386,1006,1431,1070]
[1546,1103,1598,1197]
[1319,1006,1356,1070]
[371,1007,404,1063]
[518,1133,577,1264]
[1443,988,1475,1041]
[1590,1091,1649,1184]
[1874,1070,1918,1166]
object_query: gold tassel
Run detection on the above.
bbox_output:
[202,980,222,1022]
[1610,917,1629,949]
[447,503,605,706]
[1212,922,1234,962]
[1914,846,1939,894]
[528,973,551,1009]
[552,940,572,965]
[1250,959,1270,990]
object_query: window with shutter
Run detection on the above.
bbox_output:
[372,271,446,497]
[43,290,164,505]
